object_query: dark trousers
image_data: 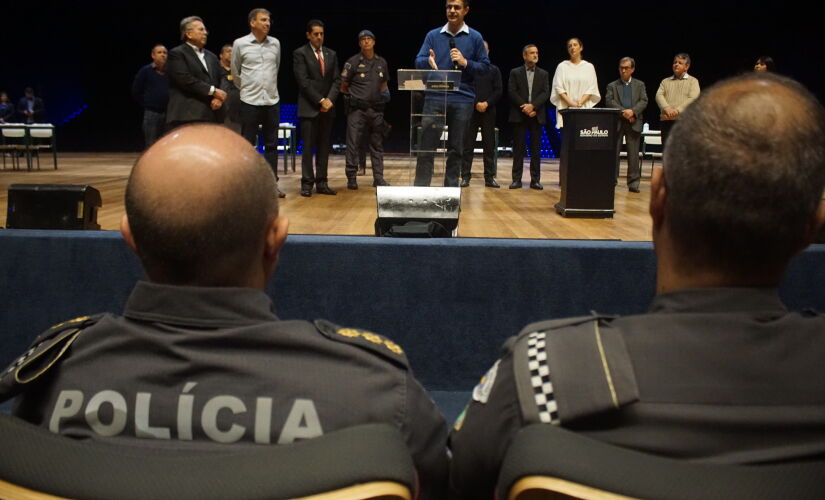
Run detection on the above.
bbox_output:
[511,117,542,182]
[414,98,473,187]
[240,102,281,178]
[345,108,385,181]
[616,121,642,189]
[142,109,166,148]
[660,119,675,148]
[300,112,334,189]
[462,107,497,180]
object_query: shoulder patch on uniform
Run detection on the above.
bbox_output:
[512,314,638,426]
[0,314,104,402]
[313,319,409,368]
[471,359,499,404]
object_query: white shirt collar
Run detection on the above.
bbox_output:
[185,42,203,53]
[247,33,271,44]
[622,77,633,84]
[440,22,469,36]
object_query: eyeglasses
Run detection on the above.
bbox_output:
[619,66,632,70]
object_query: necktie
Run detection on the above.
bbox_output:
[316,48,325,76]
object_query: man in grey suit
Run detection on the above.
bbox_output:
[294,19,341,197]
[166,16,226,129]
[508,44,549,190]
[605,57,648,192]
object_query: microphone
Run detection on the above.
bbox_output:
[449,38,458,70]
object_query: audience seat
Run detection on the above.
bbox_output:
[498,424,825,500]
[0,414,414,500]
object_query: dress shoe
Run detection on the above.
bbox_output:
[347,178,358,190]
[460,178,470,188]
[316,183,337,195]
[277,188,286,198]
[509,181,522,189]
[373,178,390,187]
[300,189,312,197]
[530,181,544,190]
[629,186,640,193]
[485,178,500,188]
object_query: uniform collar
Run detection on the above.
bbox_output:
[649,287,786,315]
[124,281,278,327]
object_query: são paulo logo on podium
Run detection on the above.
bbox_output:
[579,126,609,138]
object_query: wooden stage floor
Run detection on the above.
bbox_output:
[0,153,654,240]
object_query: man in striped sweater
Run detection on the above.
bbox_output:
[655,53,700,145]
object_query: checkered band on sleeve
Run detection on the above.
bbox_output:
[526,331,559,424]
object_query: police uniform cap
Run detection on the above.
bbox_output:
[358,30,375,41]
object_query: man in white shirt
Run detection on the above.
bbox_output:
[232,8,285,197]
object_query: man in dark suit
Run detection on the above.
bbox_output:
[605,56,648,192]
[294,19,341,197]
[166,16,226,129]
[508,44,549,190]
[461,40,502,188]
[17,87,45,123]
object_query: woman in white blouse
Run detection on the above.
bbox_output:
[549,38,600,128]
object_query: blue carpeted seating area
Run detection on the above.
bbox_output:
[2,229,825,421]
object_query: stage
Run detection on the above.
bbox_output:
[0,153,653,240]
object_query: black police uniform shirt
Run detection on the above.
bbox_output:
[341,54,388,104]
[448,287,825,500]
[5,281,449,498]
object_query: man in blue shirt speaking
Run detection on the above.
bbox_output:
[414,0,489,187]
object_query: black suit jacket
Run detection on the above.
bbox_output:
[17,97,45,123]
[293,44,341,119]
[475,64,503,107]
[605,78,648,132]
[508,65,549,125]
[166,43,222,124]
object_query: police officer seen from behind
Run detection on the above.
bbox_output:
[450,73,825,499]
[341,29,391,190]
[4,124,449,499]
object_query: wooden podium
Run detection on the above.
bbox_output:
[555,108,621,218]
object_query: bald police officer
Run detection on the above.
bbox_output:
[2,124,448,499]
[341,29,391,190]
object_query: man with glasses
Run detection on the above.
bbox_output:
[605,57,648,192]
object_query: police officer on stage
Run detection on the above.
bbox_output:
[341,29,391,190]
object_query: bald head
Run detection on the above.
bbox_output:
[124,124,281,286]
[661,73,825,281]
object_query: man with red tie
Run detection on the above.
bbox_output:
[293,19,341,197]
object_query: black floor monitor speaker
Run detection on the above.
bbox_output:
[6,184,102,230]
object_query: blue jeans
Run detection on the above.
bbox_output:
[142,109,166,148]
[414,98,473,187]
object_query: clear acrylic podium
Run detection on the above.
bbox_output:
[372,69,463,237]
[397,69,462,186]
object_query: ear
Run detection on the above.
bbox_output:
[649,166,668,231]
[263,216,289,270]
[120,214,138,253]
